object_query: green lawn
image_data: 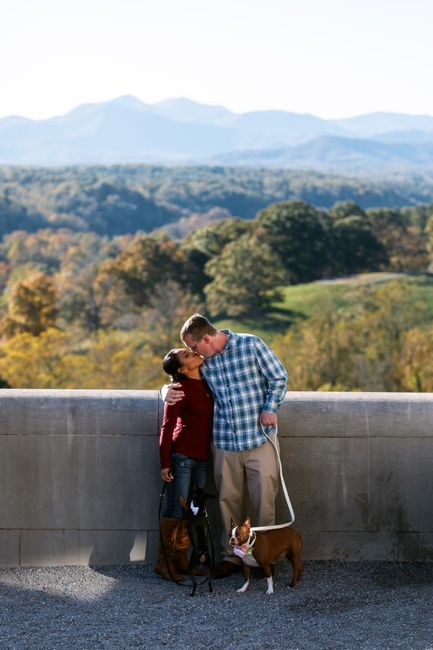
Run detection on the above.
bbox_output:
[215,272,433,343]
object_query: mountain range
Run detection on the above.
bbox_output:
[1,96,433,174]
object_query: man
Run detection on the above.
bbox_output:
[163,313,287,578]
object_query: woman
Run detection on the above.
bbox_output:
[154,348,213,582]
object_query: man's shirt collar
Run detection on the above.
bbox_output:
[220,329,237,353]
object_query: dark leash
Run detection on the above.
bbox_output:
[158,482,215,589]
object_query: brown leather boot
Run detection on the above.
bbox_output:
[154,518,185,582]
[173,519,191,574]
[175,518,208,576]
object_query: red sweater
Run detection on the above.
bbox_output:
[159,377,213,470]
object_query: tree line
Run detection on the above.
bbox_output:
[0,194,433,390]
[2,164,433,240]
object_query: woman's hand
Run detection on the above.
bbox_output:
[161,467,173,482]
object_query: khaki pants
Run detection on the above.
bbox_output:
[212,435,279,563]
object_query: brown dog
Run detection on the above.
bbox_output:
[230,517,303,594]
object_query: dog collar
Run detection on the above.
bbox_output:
[233,532,256,559]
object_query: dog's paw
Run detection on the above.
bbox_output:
[237,581,249,593]
[265,577,274,595]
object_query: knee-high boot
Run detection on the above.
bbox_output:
[173,518,190,574]
[154,517,185,582]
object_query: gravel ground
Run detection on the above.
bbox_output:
[1,561,433,650]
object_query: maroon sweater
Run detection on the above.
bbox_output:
[159,377,213,470]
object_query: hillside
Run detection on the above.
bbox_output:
[215,273,433,343]
[1,165,433,239]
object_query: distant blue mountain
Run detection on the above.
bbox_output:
[214,136,433,174]
[1,96,433,173]
[154,97,234,125]
[331,112,433,137]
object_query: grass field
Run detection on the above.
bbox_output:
[215,272,433,344]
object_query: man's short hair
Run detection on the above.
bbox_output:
[181,313,217,342]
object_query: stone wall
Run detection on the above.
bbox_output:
[1,389,432,567]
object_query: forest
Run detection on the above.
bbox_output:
[1,164,433,391]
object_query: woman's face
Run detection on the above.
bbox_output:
[175,348,203,373]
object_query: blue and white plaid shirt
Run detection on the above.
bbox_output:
[200,330,288,451]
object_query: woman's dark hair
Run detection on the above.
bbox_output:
[162,349,183,382]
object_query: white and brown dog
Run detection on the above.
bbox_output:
[230,517,303,595]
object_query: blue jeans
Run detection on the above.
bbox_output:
[163,452,209,519]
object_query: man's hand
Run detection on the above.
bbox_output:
[161,382,185,404]
[260,411,277,427]
[161,468,173,482]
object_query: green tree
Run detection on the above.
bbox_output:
[255,201,330,283]
[328,215,387,275]
[329,201,366,220]
[204,234,286,317]
[423,213,433,272]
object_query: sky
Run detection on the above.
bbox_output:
[1,0,432,121]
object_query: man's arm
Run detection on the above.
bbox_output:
[160,382,185,404]
[159,399,182,473]
[254,338,288,424]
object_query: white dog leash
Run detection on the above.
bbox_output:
[251,426,295,532]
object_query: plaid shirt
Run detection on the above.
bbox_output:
[200,330,287,451]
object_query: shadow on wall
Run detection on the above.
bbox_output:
[88,531,153,566]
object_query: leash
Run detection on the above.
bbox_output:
[250,425,295,532]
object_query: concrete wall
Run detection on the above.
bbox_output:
[1,389,433,567]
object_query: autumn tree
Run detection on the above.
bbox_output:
[0,327,164,389]
[107,234,202,307]
[77,330,163,389]
[398,328,433,392]
[272,303,355,391]
[367,208,428,271]
[141,281,204,356]
[59,262,134,332]
[273,281,428,392]
[0,329,74,387]
[1,272,59,338]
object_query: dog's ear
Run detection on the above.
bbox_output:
[204,492,216,501]
[230,518,236,530]
[242,517,251,529]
